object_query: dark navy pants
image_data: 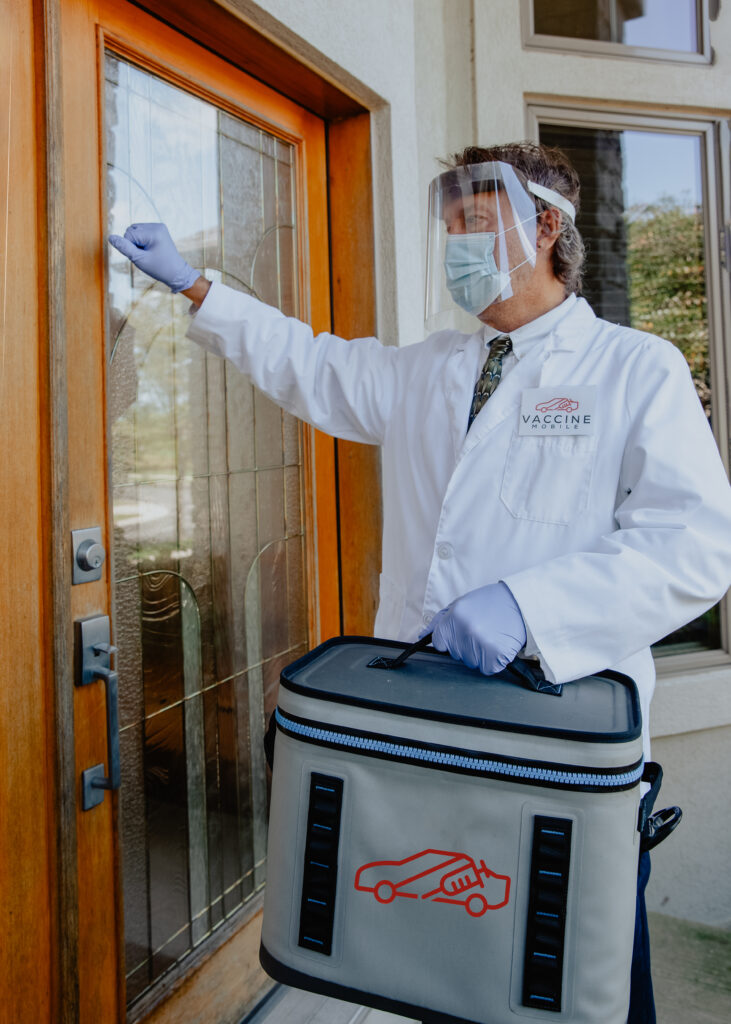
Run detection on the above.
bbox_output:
[421,851,655,1024]
[628,851,656,1024]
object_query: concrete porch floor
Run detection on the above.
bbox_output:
[246,913,731,1024]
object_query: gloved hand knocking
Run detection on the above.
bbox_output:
[427,581,527,676]
[108,223,200,293]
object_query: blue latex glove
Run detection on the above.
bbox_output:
[108,223,200,293]
[427,581,527,676]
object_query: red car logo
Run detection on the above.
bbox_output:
[354,848,511,917]
[535,397,579,412]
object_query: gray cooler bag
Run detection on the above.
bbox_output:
[260,636,675,1024]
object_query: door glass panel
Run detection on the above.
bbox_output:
[539,122,721,655]
[533,0,700,54]
[105,51,308,1006]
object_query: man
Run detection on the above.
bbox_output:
[110,142,731,1023]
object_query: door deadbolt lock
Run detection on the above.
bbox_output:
[71,527,106,583]
[77,539,105,571]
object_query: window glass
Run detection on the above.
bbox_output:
[539,122,720,655]
[533,0,700,54]
[105,51,307,1004]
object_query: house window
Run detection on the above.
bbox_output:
[523,0,710,62]
[535,112,729,659]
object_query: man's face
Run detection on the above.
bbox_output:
[443,188,533,287]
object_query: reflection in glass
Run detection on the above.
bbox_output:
[105,52,308,1005]
[539,121,719,654]
[533,0,700,54]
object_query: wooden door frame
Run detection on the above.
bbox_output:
[44,1,381,1021]
[40,3,80,1023]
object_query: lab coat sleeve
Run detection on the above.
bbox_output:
[502,339,731,684]
[186,281,399,445]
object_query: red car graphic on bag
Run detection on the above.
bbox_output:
[354,848,511,917]
[535,397,579,412]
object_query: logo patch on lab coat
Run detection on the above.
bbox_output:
[519,387,596,435]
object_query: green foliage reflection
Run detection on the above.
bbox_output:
[626,198,709,418]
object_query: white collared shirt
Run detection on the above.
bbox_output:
[479,293,578,388]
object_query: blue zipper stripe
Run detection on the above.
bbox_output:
[275,708,643,789]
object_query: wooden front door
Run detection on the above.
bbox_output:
[62,1,337,1020]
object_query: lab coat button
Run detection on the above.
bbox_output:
[437,543,453,560]
[422,612,433,626]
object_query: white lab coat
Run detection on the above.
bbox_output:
[187,283,731,753]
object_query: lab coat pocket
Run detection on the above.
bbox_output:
[500,432,596,525]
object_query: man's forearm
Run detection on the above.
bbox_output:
[182,275,212,307]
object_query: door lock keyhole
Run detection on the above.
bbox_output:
[71,527,106,583]
[77,539,106,572]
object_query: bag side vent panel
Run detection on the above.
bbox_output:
[298,773,344,955]
[522,815,573,1012]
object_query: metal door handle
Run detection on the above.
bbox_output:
[75,616,122,810]
[89,642,121,793]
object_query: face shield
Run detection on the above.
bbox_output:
[425,161,572,328]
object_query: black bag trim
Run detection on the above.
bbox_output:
[279,635,642,744]
[264,711,277,771]
[259,942,481,1024]
[275,707,644,793]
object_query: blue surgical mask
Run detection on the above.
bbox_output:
[443,225,534,316]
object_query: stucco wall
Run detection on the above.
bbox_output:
[647,723,731,928]
[647,668,731,928]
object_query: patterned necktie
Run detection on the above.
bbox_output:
[467,334,513,432]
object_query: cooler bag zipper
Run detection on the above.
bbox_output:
[275,707,643,792]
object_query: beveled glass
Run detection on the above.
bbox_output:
[105,51,308,1006]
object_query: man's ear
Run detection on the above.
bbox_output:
[537,208,562,252]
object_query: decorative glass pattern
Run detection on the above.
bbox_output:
[539,121,719,654]
[105,52,308,1005]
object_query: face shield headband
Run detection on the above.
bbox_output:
[424,161,576,327]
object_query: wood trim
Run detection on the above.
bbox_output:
[40,0,80,1020]
[128,0,368,120]
[61,1,122,1016]
[301,111,340,643]
[1,2,68,1021]
[327,114,382,636]
[135,908,272,1024]
[127,897,270,1024]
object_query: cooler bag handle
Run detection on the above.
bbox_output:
[368,632,435,669]
[369,634,562,695]
[504,658,563,696]
[637,761,683,852]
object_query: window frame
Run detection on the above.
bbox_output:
[520,0,712,66]
[527,101,731,675]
